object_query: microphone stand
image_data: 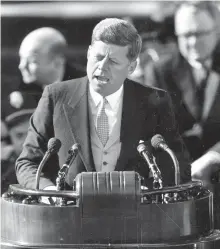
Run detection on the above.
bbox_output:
[153,175,163,190]
[149,156,163,190]
[56,144,79,206]
[56,167,68,191]
[164,147,180,186]
[151,135,181,186]
[56,165,70,206]
[35,138,61,190]
[35,151,52,190]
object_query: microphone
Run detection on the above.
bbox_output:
[137,140,163,189]
[35,138,62,189]
[55,143,80,207]
[56,143,80,190]
[151,134,180,185]
[62,143,80,171]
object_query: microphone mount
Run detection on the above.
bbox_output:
[56,143,80,191]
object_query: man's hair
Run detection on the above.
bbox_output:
[175,1,220,29]
[22,27,68,59]
[91,18,142,61]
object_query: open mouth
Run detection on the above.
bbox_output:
[95,76,109,84]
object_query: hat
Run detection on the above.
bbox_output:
[5,109,35,129]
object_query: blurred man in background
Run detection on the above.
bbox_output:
[1,109,35,193]
[2,28,85,192]
[9,27,85,112]
[1,120,16,178]
[145,1,220,190]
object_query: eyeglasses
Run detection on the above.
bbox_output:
[176,29,215,39]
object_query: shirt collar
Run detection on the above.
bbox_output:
[89,84,124,110]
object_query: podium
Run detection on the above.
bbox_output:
[1,171,220,248]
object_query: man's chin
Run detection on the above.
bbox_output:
[22,75,37,84]
[91,84,109,96]
[23,79,37,85]
[93,85,105,95]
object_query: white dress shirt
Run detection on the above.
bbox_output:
[188,58,212,87]
[88,84,124,172]
[89,84,124,136]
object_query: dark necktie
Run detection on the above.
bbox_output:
[96,97,109,146]
[196,67,210,121]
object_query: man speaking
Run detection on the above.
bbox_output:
[16,18,191,191]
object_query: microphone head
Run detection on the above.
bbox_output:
[137,140,152,154]
[151,134,167,150]
[70,143,80,154]
[47,138,62,154]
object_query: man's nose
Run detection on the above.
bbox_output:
[98,56,109,70]
[187,35,197,47]
[18,58,27,71]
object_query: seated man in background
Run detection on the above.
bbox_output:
[9,27,85,112]
[145,1,220,190]
[1,120,16,189]
[16,18,191,194]
[1,109,35,193]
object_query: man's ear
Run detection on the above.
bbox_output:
[128,60,137,75]
[53,55,65,68]
[87,45,92,59]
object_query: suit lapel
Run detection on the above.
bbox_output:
[63,77,95,172]
[202,70,220,121]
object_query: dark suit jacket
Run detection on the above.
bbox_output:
[146,50,220,160]
[16,77,191,190]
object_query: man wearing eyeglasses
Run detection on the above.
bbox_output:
[145,1,220,191]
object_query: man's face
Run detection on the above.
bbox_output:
[87,41,136,96]
[18,40,56,86]
[175,8,217,63]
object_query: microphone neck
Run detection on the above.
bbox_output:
[35,150,53,190]
[158,142,169,151]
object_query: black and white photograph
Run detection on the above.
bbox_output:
[1,1,220,248]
